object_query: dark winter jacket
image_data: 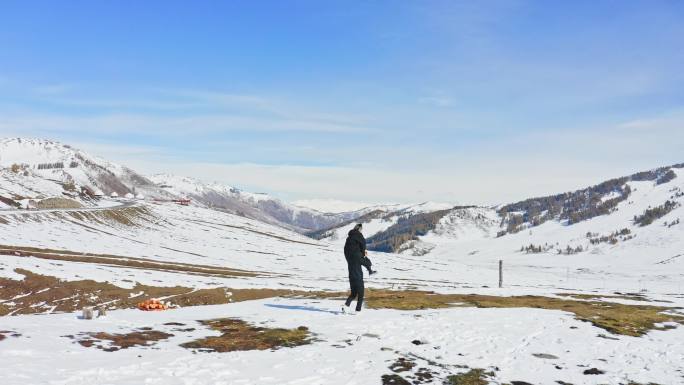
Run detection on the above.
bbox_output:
[344,229,366,282]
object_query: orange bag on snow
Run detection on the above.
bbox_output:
[137,298,169,311]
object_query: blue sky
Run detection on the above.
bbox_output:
[1,1,683,204]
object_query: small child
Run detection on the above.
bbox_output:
[361,250,377,275]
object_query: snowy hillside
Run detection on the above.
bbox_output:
[292,198,379,213]
[149,173,360,232]
[0,138,164,203]
[0,138,360,231]
[309,201,453,246]
[314,165,684,262]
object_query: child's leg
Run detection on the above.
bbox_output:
[361,256,373,274]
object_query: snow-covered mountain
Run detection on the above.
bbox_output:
[0,137,159,199]
[313,164,684,259]
[309,201,460,248]
[0,138,360,231]
[148,173,360,232]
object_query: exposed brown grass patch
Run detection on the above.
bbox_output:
[364,290,684,337]
[89,206,150,226]
[381,374,412,385]
[557,292,651,302]
[0,268,297,316]
[0,205,153,227]
[1,265,681,338]
[0,244,259,278]
[180,318,311,352]
[35,198,82,209]
[445,369,494,385]
[389,357,417,373]
[382,356,439,385]
[69,329,173,352]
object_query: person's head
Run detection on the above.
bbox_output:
[353,223,363,232]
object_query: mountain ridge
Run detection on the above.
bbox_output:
[0,138,362,232]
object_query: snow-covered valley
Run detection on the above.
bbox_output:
[1,138,684,385]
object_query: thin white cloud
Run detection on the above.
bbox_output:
[2,83,380,135]
[0,112,374,134]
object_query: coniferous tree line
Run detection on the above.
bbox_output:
[520,243,554,253]
[558,245,584,255]
[634,200,680,226]
[366,209,454,252]
[36,162,64,170]
[657,170,677,185]
[587,228,633,245]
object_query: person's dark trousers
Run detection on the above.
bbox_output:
[345,280,365,311]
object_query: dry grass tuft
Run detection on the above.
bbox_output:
[0,244,258,278]
[557,292,651,302]
[70,329,173,352]
[381,374,412,385]
[35,198,82,209]
[444,369,494,385]
[180,318,311,352]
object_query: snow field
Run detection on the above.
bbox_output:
[1,297,682,385]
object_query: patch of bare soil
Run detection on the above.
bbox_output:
[0,268,298,316]
[67,329,173,352]
[180,318,311,352]
[0,244,259,278]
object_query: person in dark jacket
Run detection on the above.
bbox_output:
[343,223,375,313]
